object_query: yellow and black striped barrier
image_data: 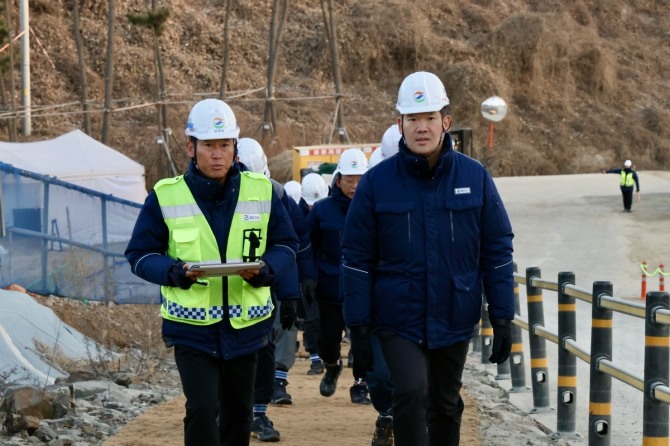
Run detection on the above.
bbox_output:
[526,266,551,413]
[556,271,579,439]
[509,269,527,392]
[588,281,612,445]
[643,291,669,446]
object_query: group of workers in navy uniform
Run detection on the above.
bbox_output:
[126,71,515,446]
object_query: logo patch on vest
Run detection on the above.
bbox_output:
[242,214,261,222]
[454,187,471,195]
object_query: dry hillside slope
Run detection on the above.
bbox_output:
[12,0,670,187]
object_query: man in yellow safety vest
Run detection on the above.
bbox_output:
[603,159,641,212]
[125,98,298,446]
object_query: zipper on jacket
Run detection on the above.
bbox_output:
[407,213,411,244]
[450,210,454,242]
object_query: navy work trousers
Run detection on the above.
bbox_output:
[318,299,367,381]
[174,345,258,446]
[377,330,469,446]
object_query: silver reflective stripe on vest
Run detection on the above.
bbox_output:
[234,200,272,215]
[160,203,204,219]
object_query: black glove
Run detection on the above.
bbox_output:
[489,317,512,364]
[244,265,274,288]
[280,301,297,330]
[349,325,374,373]
[168,260,193,290]
[301,278,317,305]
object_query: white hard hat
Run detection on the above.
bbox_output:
[301,173,329,205]
[284,180,302,205]
[238,137,270,177]
[624,160,632,167]
[380,124,401,159]
[368,147,384,169]
[336,148,368,175]
[185,98,240,140]
[396,71,449,115]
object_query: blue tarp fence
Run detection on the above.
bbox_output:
[0,162,159,304]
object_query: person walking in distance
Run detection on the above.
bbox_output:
[341,71,515,446]
[308,148,372,405]
[603,159,640,212]
[125,99,298,446]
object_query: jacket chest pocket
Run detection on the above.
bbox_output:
[172,228,202,262]
[376,201,414,259]
[443,197,482,243]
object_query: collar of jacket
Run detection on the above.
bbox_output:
[331,182,351,211]
[185,159,241,202]
[398,133,455,178]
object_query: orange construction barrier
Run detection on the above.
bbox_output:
[641,261,647,300]
[660,264,666,292]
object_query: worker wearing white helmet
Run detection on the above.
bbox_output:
[368,147,384,169]
[184,98,240,179]
[126,98,299,446]
[307,147,372,406]
[301,173,329,207]
[603,159,641,212]
[342,72,515,446]
[297,172,330,375]
[284,180,302,205]
[236,137,321,440]
[380,123,402,159]
[237,137,271,178]
[334,148,368,198]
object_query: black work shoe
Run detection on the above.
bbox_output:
[251,414,281,442]
[350,383,372,405]
[271,378,292,405]
[319,361,343,397]
[371,415,394,446]
[307,360,324,375]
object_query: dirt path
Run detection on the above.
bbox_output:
[104,348,480,446]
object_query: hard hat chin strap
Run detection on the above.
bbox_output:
[192,138,199,170]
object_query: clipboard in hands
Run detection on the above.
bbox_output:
[188,261,265,277]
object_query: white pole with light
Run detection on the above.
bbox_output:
[480,96,507,152]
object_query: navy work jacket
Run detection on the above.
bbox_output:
[341,135,515,349]
[307,185,350,303]
[125,161,298,360]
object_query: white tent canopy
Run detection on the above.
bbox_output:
[0,129,147,203]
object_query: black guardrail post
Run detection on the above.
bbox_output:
[480,300,493,364]
[495,355,511,380]
[471,318,481,354]
[526,266,551,413]
[552,271,580,440]
[589,281,613,446]
[509,263,527,392]
[643,291,669,445]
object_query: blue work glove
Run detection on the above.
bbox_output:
[488,317,512,364]
[168,260,193,290]
[349,325,374,374]
[244,265,274,288]
[280,301,297,330]
[301,278,317,305]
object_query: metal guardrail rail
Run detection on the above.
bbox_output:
[476,266,669,445]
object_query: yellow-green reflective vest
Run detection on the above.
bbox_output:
[155,172,273,328]
[620,170,634,187]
